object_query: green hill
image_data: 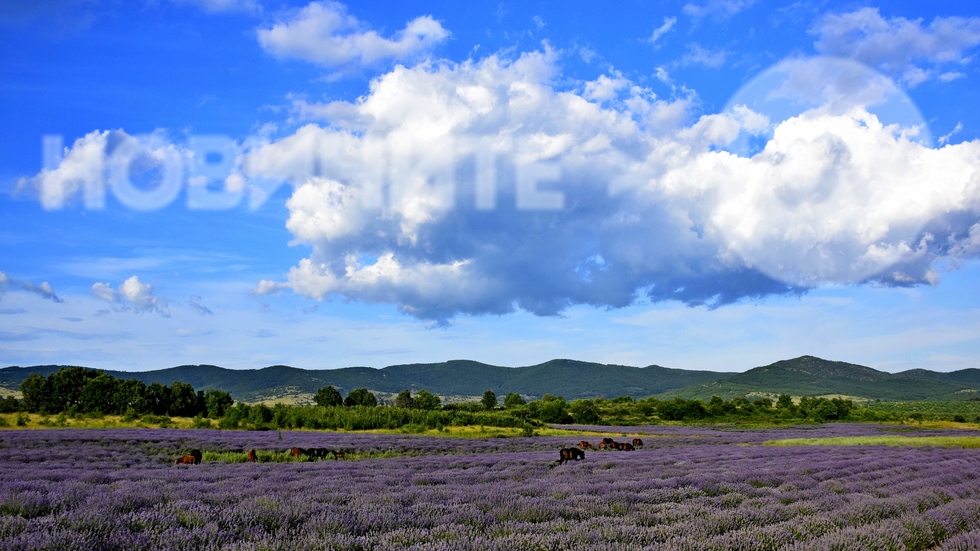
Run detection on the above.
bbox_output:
[665,356,980,401]
[0,359,726,403]
[4,356,978,404]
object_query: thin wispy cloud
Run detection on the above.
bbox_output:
[0,271,63,303]
[812,8,980,87]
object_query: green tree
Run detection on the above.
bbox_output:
[0,396,19,414]
[481,390,497,410]
[168,381,198,417]
[49,367,99,412]
[569,399,600,424]
[776,394,794,410]
[414,390,441,410]
[146,382,171,415]
[315,385,343,407]
[80,373,120,414]
[503,393,525,408]
[204,389,234,418]
[395,389,416,409]
[114,379,149,413]
[19,373,50,413]
[536,396,572,424]
[344,387,377,407]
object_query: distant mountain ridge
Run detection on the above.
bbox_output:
[671,356,980,401]
[2,356,978,403]
[0,359,726,403]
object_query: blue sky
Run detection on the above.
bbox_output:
[2,0,980,373]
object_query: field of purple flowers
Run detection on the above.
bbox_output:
[3,424,980,550]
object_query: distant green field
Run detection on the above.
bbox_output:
[765,435,980,448]
[861,400,980,421]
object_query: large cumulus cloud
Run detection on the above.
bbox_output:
[242,50,980,320]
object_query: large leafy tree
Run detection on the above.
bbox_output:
[146,382,171,415]
[49,366,99,412]
[168,381,198,417]
[503,393,525,408]
[344,387,377,407]
[19,373,50,413]
[394,389,415,409]
[414,390,441,410]
[314,385,344,407]
[204,389,234,418]
[481,390,497,410]
[114,379,149,414]
[80,373,120,414]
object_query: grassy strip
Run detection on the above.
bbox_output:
[764,435,980,448]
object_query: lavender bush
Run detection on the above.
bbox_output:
[2,424,980,550]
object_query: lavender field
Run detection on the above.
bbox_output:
[3,424,980,550]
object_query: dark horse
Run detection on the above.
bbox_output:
[632,438,644,447]
[558,448,585,465]
[246,448,257,463]
[306,448,333,459]
[189,449,202,462]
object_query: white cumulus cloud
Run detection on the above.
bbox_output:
[240,51,980,321]
[256,1,449,71]
[92,276,170,316]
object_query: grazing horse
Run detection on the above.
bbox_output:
[578,441,594,450]
[246,448,257,463]
[290,447,307,459]
[557,448,585,465]
[307,448,334,459]
[189,449,202,462]
[614,442,635,451]
[331,450,346,460]
[597,441,611,450]
[601,438,615,446]
[632,438,644,447]
[174,455,199,465]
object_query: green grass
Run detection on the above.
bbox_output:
[764,435,980,448]
[862,400,980,421]
[202,448,424,463]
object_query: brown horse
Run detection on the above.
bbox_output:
[246,448,257,463]
[601,437,615,446]
[632,438,644,447]
[614,442,635,451]
[290,447,307,459]
[331,450,346,460]
[557,448,585,465]
[597,441,611,450]
[578,441,594,450]
[174,455,199,465]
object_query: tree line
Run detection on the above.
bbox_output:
[6,367,961,427]
[13,367,234,418]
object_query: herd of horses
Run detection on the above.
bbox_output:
[174,437,646,466]
[557,437,643,465]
